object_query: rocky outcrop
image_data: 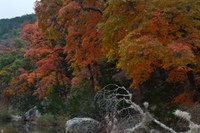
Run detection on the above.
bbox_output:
[65,117,102,133]
[11,115,22,121]
[22,106,41,121]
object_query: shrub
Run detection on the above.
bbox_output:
[36,114,57,127]
[44,85,68,115]
[66,80,99,119]
[0,108,11,122]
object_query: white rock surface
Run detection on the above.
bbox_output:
[23,106,41,121]
[66,117,102,133]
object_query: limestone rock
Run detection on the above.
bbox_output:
[11,115,22,121]
[22,106,41,121]
[66,117,102,133]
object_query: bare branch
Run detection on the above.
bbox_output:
[95,84,200,133]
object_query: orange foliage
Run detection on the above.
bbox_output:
[20,21,70,98]
[173,92,195,106]
[16,0,200,101]
[118,35,166,87]
[166,68,187,83]
[57,0,104,87]
[2,89,15,96]
[63,5,102,66]
[34,0,105,88]
[100,0,199,89]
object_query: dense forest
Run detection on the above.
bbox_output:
[0,14,36,40]
[0,0,200,132]
[0,14,36,52]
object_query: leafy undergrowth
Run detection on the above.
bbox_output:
[0,108,12,122]
[36,113,67,132]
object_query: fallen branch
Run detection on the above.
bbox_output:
[95,84,200,133]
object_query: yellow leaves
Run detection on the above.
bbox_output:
[117,31,196,88]
[99,0,200,89]
[129,61,156,88]
[118,34,166,88]
[124,0,200,56]
[99,0,138,60]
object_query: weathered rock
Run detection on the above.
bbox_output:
[11,115,22,121]
[22,106,41,121]
[65,118,102,133]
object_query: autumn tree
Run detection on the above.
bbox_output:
[20,22,70,99]
[35,0,106,90]
[96,0,200,106]
[5,0,198,109]
[99,0,199,93]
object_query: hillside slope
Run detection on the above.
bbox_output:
[0,14,36,53]
[0,14,36,41]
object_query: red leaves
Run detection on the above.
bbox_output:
[16,0,200,103]
[36,58,56,71]
[62,1,81,12]
[58,0,103,88]
[166,68,187,83]
[21,22,38,43]
[173,92,195,106]
[20,21,69,99]
[64,8,102,67]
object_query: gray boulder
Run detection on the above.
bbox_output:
[66,117,102,133]
[11,115,22,121]
[22,106,41,121]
